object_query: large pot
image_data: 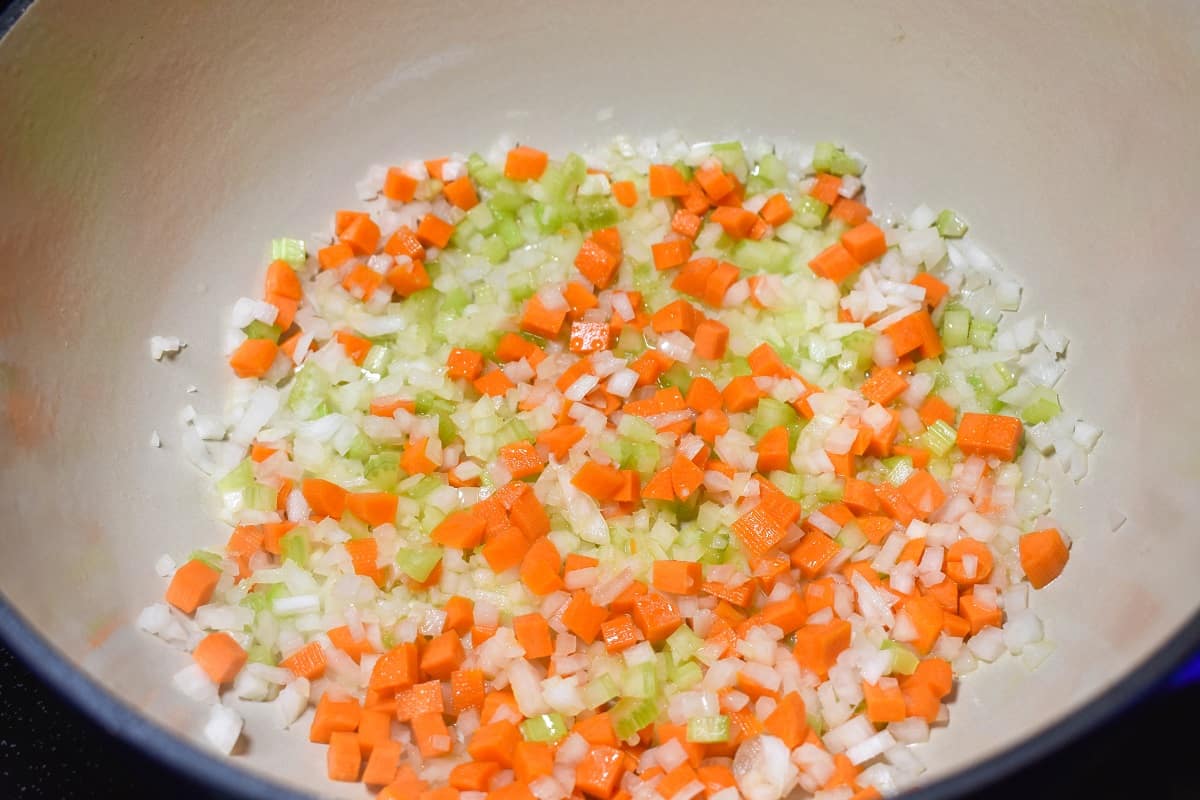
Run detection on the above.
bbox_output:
[1,1,1198,797]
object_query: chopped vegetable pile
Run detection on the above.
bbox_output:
[143,135,1100,799]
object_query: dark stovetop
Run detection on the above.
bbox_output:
[0,641,1195,799]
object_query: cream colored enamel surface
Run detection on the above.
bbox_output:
[1,1,1198,795]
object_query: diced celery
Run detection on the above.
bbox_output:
[216,459,254,494]
[792,195,830,228]
[756,153,788,187]
[732,239,792,273]
[672,660,703,690]
[620,661,658,699]
[940,307,972,348]
[583,673,620,709]
[628,441,660,475]
[666,625,703,662]
[362,345,391,376]
[271,237,306,268]
[243,483,277,511]
[699,529,729,564]
[396,545,443,582]
[482,235,510,264]
[243,320,282,342]
[811,142,861,177]
[769,471,805,498]
[883,455,915,487]
[495,418,532,448]
[687,715,730,743]
[240,591,269,614]
[744,174,772,197]
[521,712,569,743]
[577,196,619,231]
[365,451,401,491]
[968,319,996,349]
[441,288,471,315]
[748,397,799,439]
[247,642,276,665]
[468,153,504,188]
[936,209,969,238]
[921,420,958,458]
[280,529,309,568]
[345,432,377,464]
[617,414,657,442]
[660,362,693,393]
[188,551,222,571]
[807,713,826,737]
[882,639,920,675]
[340,511,371,540]
[408,475,443,500]
[489,189,528,214]
[1021,387,1061,424]
[841,329,877,370]
[287,363,331,417]
[611,696,659,739]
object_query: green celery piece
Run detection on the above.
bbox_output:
[216,459,254,494]
[582,673,620,709]
[521,713,569,743]
[1021,387,1061,424]
[345,432,378,463]
[362,345,391,376]
[744,174,772,197]
[280,529,309,568]
[396,545,443,582]
[489,189,528,214]
[813,142,862,177]
[240,591,269,614]
[968,319,996,349]
[617,414,657,442]
[577,196,619,231]
[687,715,730,743]
[408,475,443,500]
[921,419,958,458]
[365,451,401,492]
[242,483,277,511]
[940,306,972,348]
[620,661,658,699]
[271,237,306,268]
[340,511,371,539]
[246,642,276,666]
[243,320,282,342]
[287,363,331,415]
[756,152,788,187]
[187,551,222,571]
[883,455,915,487]
[793,195,830,228]
[936,209,969,238]
[672,660,703,689]
[748,397,799,439]
[466,201,497,235]
[666,625,703,662]
[611,696,659,739]
[441,287,471,315]
[709,141,749,180]
[660,362,693,393]
[467,153,503,188]
[732,239,792,273]
[482,235,510,264]
[496,218,525,250]
[882,639,920,675]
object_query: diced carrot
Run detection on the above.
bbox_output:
[362,739,402,786]
[505,146,549,181]
[670,209,704,239]
[369,643,419,694]
[467,719,521,767]
[884,309,941,360]
[383,167,419,202]
[670,452,705,501]
[165,559,221,614]
[650,298,700,336]
[450,668,486,715]
[764,692,809,749]
[648,164,689,197]
[395,680,444,722]
[342,263,384,301]
[430,510,486,550]
[572,461,625,501]
[569,320,613,354]
[710,206,758,239]
[310,694,361,743]
[642,467,675,501]
[419,630,465,681]
[600,613,640,654]
[703,261,740,308]
[611,180,637,207]
[345,492,398,527]
[874,482,916,525]
[513,612,554,660]
[861,677,907,723]
[631,592,682,643]
[841,478,880,515]
[563,281,599,317]
[327,730,363,782]
[401,435,438,475]
[520,537,564,595]
[561,590,608,644]
[512,739,555,784]
[328,625,373,664]
[755,425,791,473]
[229,338,278,378]
[809,173,842,205]
[408,711,450,758]
[911,272,950,309]
[899,469,946,519]
[694,163,736,202]
[683,376,721,414]
[384,226,426,261]
[446,348,485,381]
[945,537,995,585]
[344,536,381,585]
[474,369,516,397]
[672,257,718,299]
[789,530,841,579]
[697,765,737,798]
[520,294,568,339]
[860,367,909,406]
[498,440,545,481]
[443,596,474,636]
[758,193,794,227]
[575,745,626,799]
[332,329,370,366]
[692,408,729,445]
[192,632,246,684]
[386,259,432,297]
[449,761,500,792]
[808,242,861,284]
[841,222,887,263]
[443,176,479,210]
[722,375,763,412]
[958,593,1003,635]
[652,560,702,595]
[265,259,302,301]
[574,712,618,747]
[922,577,959,614]
[792,619,851,679]
[652,238,694,271]
[415,214,454,249]
[1019,528,1070,589]
[957,412,1023,461]
[900,596,945,654]
[918,395,956,428]
[335,210,368,235]
[760,594,808,635]
[731,504,787,558]
[341,215,381,256]
[575,238,623,289]
[830,196,871,226]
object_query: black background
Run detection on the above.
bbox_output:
[0,640,1196,798]
[0,0,1196,797]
